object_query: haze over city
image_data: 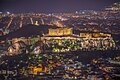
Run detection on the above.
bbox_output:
[0,0,120,13]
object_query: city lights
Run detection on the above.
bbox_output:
[0,1,120,80]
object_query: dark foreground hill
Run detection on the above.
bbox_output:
[2,24,58,40]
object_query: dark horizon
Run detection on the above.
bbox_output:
[0,0,120,13]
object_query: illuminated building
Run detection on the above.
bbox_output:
[28,64,47,75]
[7,27,116,53]
[42,27,79,40]
[41,19,45,25]
[8,41,27,56]
[35,21,39,26]
[48,28,73,36]
[51,21,64,27]
[79,33,111,38]
[105,2,120,11]
[41,28,116,52]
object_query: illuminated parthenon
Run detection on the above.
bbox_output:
[48,28,72,36]
[8,27,116,53]
[41,28,115,52]
[42,27,112,40]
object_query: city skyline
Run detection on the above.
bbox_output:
[0,0,120,79]
[0,0,120,13]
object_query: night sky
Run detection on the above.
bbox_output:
[0,0,119,13]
